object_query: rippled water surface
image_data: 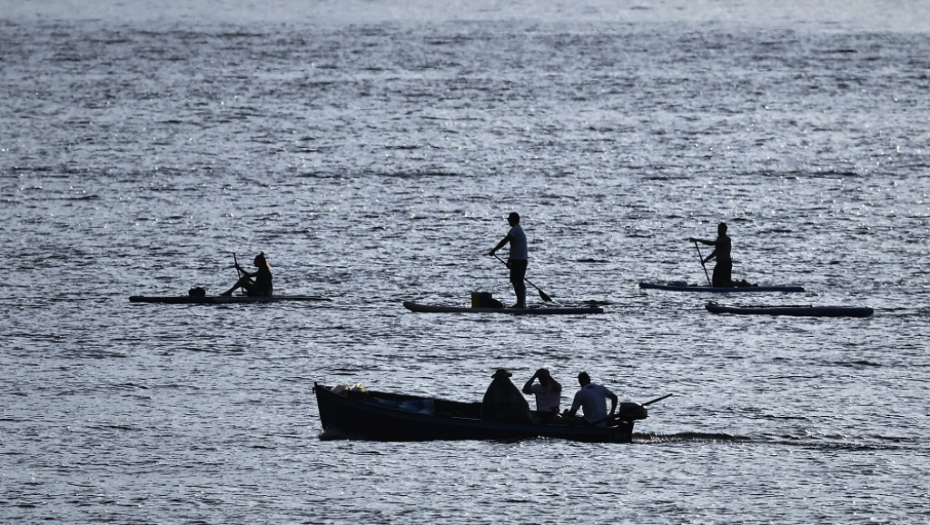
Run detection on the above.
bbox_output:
[2,1,929,523]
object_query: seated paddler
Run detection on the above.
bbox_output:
[221,252,273,297]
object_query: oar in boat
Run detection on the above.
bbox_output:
[492,254,553,303]
[693,241,712,286]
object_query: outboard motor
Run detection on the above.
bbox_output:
[616,402,648,421]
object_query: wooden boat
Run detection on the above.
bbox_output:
[638,282,805,293]
[403,301,604,315]
[705,303,874,317]
[129,295,332,304]
[313,383,655,442]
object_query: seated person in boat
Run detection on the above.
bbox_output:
[564,372,618,427]
[522,368,562,422]
[221,252,273,297]
[481,369,533,424]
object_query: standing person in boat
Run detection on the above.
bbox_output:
[488,212,528,308]
[522,368,562,418]
[221,252,273,297]
[690,221,733,287]
[564,372,618,427]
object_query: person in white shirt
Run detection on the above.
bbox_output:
[522,368,562,419]
[565,372,618,427]
[488,212,528,308]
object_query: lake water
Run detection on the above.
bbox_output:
[2,1,929,523]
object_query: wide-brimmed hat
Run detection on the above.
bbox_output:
[492,368,512,379]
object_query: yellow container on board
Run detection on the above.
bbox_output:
[471,292,493,308]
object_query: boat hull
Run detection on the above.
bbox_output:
[129,295,332,304]
[403,301,604,315]
[706,303,874,317]
[313,384,639,443]
[638,282,805,293]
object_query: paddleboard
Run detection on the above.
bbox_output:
[639,282,805,293]
[129,295,332,304]
[705,303,873,317]
[403,301,604,315]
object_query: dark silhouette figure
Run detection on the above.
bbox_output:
[481,369,533,424]
[488,212,528,308]
[690,222,733,287]
[222,252,273,297]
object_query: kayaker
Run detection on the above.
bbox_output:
[690,222,733,287]
[565,372,618,427]
[221,252,273,297]
[522,368,562,417]
[488,212,528,308]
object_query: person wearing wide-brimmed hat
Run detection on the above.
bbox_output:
[481,368,533,424]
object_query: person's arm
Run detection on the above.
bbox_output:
[689,238,717,262]
[550,378,562,393]
[566,391,582,416]
[488,234,512,256]
[236,263,257,277]
[689,237,715,246]
[522,372,537,395]
[607,391,618,416]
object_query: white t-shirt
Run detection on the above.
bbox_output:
[508,224,528,261]
[529,383,561,413]
[570,383,614,424]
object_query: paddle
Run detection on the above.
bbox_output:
[233,252,242,280]
[693,241,712,286]
[492,254,553,303]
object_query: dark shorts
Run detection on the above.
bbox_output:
[712,260,732,287]
[509,259,528,283]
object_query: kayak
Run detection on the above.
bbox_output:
[403,301,604,315]
[638,282,805,293]
[705,303,874,317]
[129,295,332,304]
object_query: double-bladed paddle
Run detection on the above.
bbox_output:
[492,254,553,303]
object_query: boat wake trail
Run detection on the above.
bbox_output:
[634,432,752,443]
